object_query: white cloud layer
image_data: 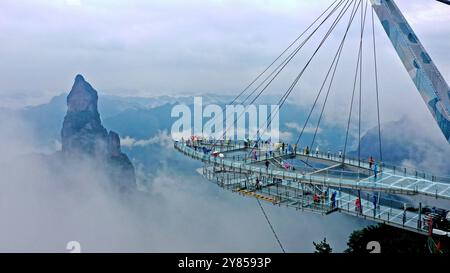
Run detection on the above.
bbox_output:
[121,130,173,148]
[0,111,368,252]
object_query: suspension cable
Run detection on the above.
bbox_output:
[238,0,344,107]
[306,0,362,165]
[229,0,341,106]
[244,0,349,112]
[256,197,286,253]
[372,7,383,162]
[250,0,354,147]
[268,0,354,126]
[203,0,344,143]
[342,1,368,163]
[210,0,348,150]
[358,1,368,167]
[297,0,361,149]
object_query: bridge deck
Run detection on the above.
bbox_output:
[175,141,450,235]
[198,166,431,235]
[175,141,450,200]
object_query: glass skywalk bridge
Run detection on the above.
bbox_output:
[174,140,450,235]
[175,140,450,200]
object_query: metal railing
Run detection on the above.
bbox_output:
[174,141,450,199]
[179,140,450,183]
[199,162,432,235]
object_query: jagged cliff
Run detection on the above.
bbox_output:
[61,74,136,190]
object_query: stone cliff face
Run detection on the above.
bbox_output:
[62,75,108,156]
[61,74,136,190]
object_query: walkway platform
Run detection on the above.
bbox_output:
[175,140,450,235]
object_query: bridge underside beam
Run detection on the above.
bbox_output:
[200,165,430,236]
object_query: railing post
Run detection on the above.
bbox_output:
[418,202,422,230]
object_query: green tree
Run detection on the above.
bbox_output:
[313,237,333,253]
[345,224,433,253]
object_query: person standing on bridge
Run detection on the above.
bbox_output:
[256,177,261,190]
[338,150,342,158]
[355,198,362,214]
[305,146,310,155]
[265,160,270,171]
[369,156,374,169]
[331,191,337,209]
[372,195,378,209]
[374,163,378,179]
[315,146,319,157]
[372,195,378,216]
[313,194,320,208]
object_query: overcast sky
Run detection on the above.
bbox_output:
[1,0,449,103]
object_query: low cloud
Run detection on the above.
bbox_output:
[285,121,322,134]
[121,130,173,149]
[0,113,369,253]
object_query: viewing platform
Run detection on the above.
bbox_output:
[174,139,450,236]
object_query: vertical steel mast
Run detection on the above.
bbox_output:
[370,0,450,143]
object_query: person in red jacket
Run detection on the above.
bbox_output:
[355,198,361,214]
[313,194,319,206]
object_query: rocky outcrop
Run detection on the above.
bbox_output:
[61,74,136,190]
[62,75,108,156]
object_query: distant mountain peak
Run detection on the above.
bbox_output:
[61,75,136,190]
[75,74,85,82]
[67,74,98,114]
